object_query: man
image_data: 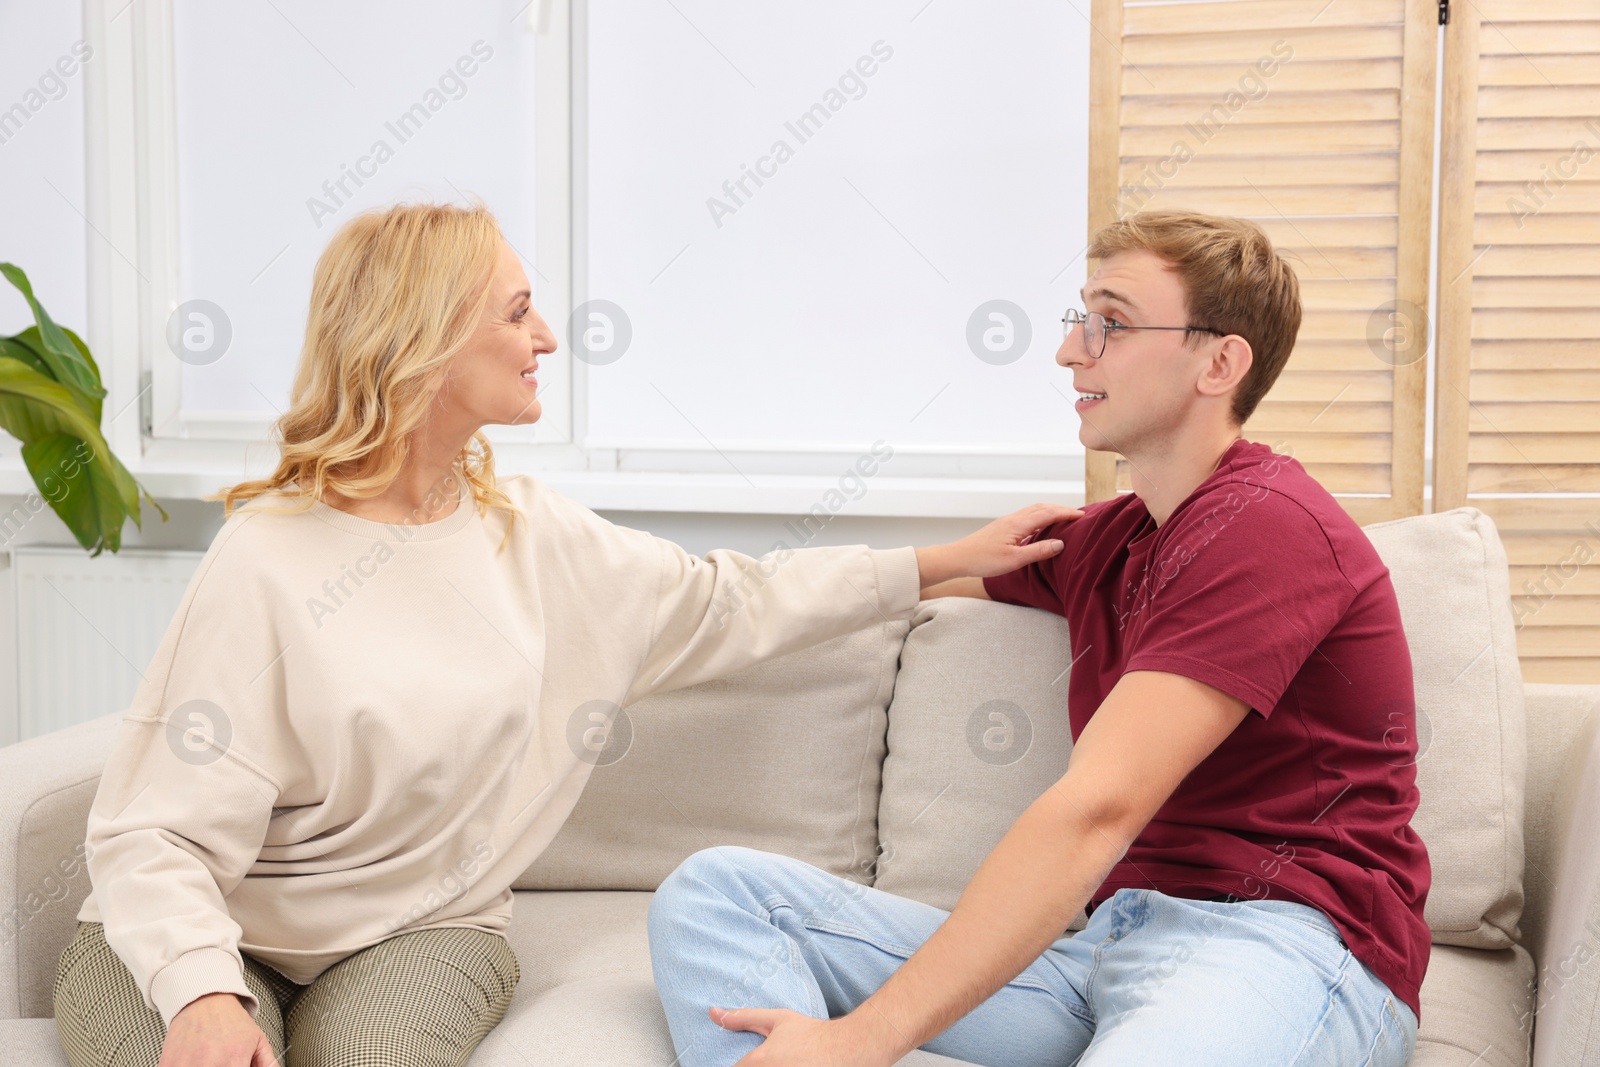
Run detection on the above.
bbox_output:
[646,209,1430,1067]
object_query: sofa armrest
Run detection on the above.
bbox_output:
[1519,682,1600,1067]
[0,712,121,1019]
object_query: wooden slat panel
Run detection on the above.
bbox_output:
[1289,341,1399,370]
[1244,400,1394,433]
[1122,58,1402,96]
[1299,278,1397,308]
[1477,87,1600,120]
[1474,183,1600,215]
[1476,117,1600,151]
[1520,659,1600,685]
[1470,244,1600,275]
[1123,0,1401,36]
[1498,531,1600,566]
[1475,148,1600,183]
[1473,308,1600,340]
[1121,27,1402,65]
[1263,370,1394,402]
[1473,497,1600,531]
[1470,433,1600,463]
[1120,153,1398,188]
[1469,464,1600,493]
[1249,430,1392,462]
[1479,23,1600,56]
[1130,184,1398,215]
[1470,340,1600,370]
[1511,596,1600,627]
[1511,567,1600,598]
[1120,91,1399,127]
[1123,121,1400,156]
[1474,0,1600,20]
[1469,370,1600,401]
[1277,244,1398,279]
[1472,276,1600,307]
[1514,626,1600,658]
[1478,54,1600,86]
[1474,212,1598,244]
[1466,402,1600,432]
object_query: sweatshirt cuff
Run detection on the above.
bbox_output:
[870,545,922,619]
[151,947,258,1028]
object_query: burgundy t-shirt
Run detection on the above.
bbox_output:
[983,437,1431,1019]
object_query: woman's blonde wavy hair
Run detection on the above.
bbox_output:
[207,200,522,550]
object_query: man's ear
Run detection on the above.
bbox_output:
[1202,334,1253,401]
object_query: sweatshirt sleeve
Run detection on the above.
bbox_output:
[623,537,923,706]
[81,520,284,1028]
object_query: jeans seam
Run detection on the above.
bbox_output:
[1287,951,1353,1067]
[799,915,1059,997]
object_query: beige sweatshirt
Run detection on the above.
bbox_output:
[75,472,922,1027]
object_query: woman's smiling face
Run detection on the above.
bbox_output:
[436,238,557,430]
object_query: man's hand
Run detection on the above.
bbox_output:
[159,992,278,1067]
[710,1006,896,1067]
[915,503,1082,592]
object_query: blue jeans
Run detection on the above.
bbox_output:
[647,846,1418,1067]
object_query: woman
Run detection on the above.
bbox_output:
[52,201,1077,1067]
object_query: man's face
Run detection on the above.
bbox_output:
[1057,249,1215,455]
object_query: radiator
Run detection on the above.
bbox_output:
[6,546,204,744]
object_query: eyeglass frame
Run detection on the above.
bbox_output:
[1061,308,1229,360]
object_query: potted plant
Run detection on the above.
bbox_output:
[0,263,166,555]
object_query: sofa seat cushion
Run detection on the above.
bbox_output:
[0,1019,70,1067]
[1411,944,1533,1066]
[470,890,977,1066]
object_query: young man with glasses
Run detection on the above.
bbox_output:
[647,209,1430,1067]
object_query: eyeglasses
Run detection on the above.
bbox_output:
[1061,308,1228,360]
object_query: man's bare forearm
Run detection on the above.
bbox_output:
[834,786,1132,1062]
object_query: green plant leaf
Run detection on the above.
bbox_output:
[0,263,105,400]
[3,328,102,423]
[0,359,108,446]
[20,433,124,555]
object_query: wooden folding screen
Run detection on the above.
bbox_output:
[1436,1,1600,683]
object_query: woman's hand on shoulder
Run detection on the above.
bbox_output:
[915,503,1083,588]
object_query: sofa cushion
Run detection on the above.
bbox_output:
[516,620,909,892]
[1411,944,1533,1067]
[872,598,1086,931]
[876,507,1526,952]
[1362,507,1527,949]
[462,891,979,1066]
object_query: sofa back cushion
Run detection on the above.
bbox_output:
[1362,506,1526,947]
[873,597,1086,929]
[876,506,1526,950]
[515,620,909,891]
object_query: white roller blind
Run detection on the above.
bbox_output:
[168,0,539,421]
[584,1,1090,454]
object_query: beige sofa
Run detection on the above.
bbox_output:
[1,505,1595,1066]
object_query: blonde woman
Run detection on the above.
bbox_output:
[50,201,1078,1067]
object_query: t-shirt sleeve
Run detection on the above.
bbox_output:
[981,517,1077,616]
[1122,490,1357,718]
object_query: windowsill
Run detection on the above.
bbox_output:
[0,456,1086,519]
